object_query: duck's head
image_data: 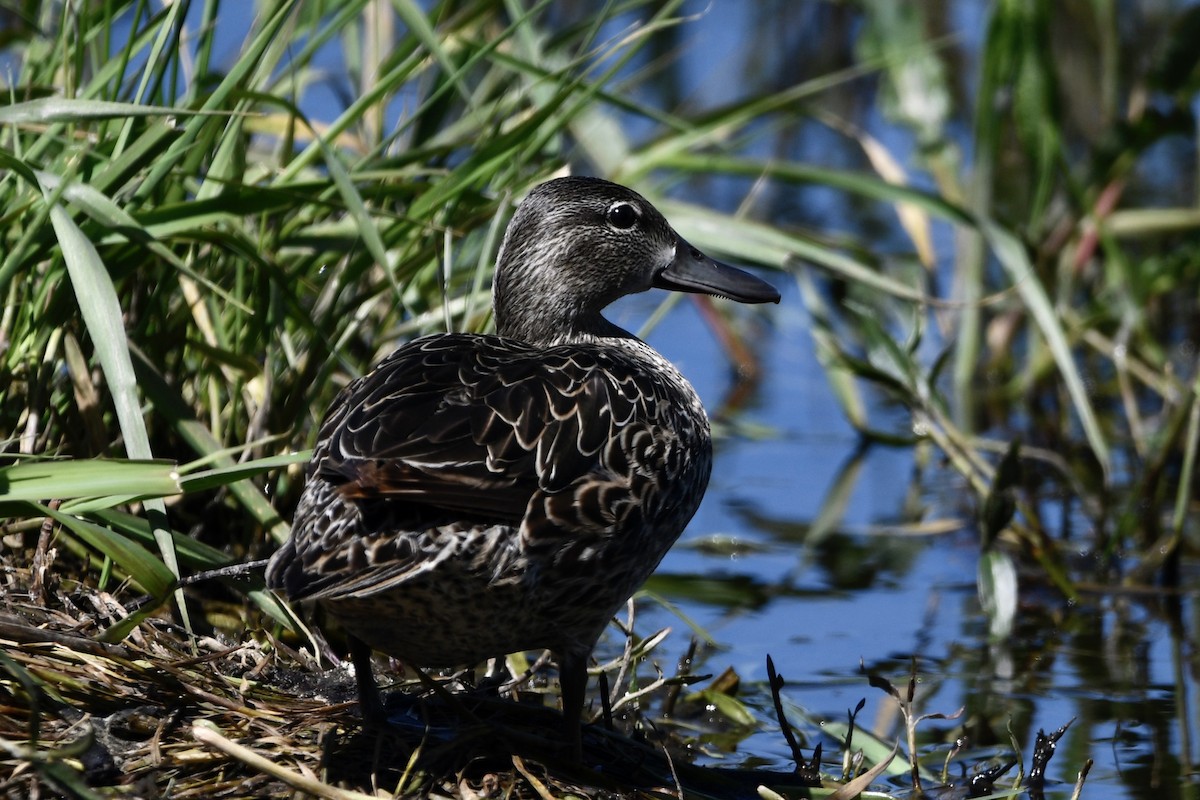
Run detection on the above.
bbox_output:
[492,176,780,344]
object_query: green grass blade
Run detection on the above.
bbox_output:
[980,221,1112,480]
[0,97,185,124]
[33,172,250,311]
[131,0,298,203]
[316,136,397,297]
[660,198,931,305]
[41,185,163,478]
[178,452,309,494]
[130,349,292,545]
[797,269,868,431]
[656,152,973,225]
[89,508,232,571]
[41,174,186,623]
[0,460,180,504]
[392,0,473,107]
[41,504,175,598]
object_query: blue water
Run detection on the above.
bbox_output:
[592,5,1199,795]
[615,278,1194,798]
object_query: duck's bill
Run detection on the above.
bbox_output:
[654,235,781,304]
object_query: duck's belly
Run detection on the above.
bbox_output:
[320,525,661,665]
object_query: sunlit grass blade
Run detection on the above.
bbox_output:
[132,0,298,203]
[1105,208,1200,237]
[654,154,974,225]
[179,453,309,494]
[33,172,252,311]
[0,459,180,504]
[41,184,152,461]
[248,587,309,638]
[843,122,936,269]
[661,199,933,305]
[620,54,886,182]
[41,173,187,629]
[0,97,186,124]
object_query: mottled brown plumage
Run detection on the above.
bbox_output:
[265,176,779,754]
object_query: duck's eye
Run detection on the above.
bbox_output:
[606,202,639,230]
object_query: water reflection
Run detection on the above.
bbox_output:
[616,274,1191,795]
[571,2,1200,796]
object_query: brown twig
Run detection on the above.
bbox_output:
[0,613,134,660]
[125,559,270,611]
[29,499,60,605]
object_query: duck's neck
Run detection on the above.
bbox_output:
[495,306,635,346]
[493,267,636,345]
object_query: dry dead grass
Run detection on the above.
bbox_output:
[0,559,815,800]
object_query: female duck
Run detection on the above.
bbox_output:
[266,176,779,751]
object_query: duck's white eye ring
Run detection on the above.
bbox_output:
[606,202,639,230]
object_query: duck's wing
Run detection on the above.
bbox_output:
[316,333,658,534]
[268,332,703,603]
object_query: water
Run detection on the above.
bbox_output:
[606,279,1199,798]
[585,3,1200,797]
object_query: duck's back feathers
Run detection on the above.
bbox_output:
[270,331,711,620]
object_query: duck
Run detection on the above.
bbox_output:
[265,175,780,755]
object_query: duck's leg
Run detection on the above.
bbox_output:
[558,650,588,761]
[348,635,386,725]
